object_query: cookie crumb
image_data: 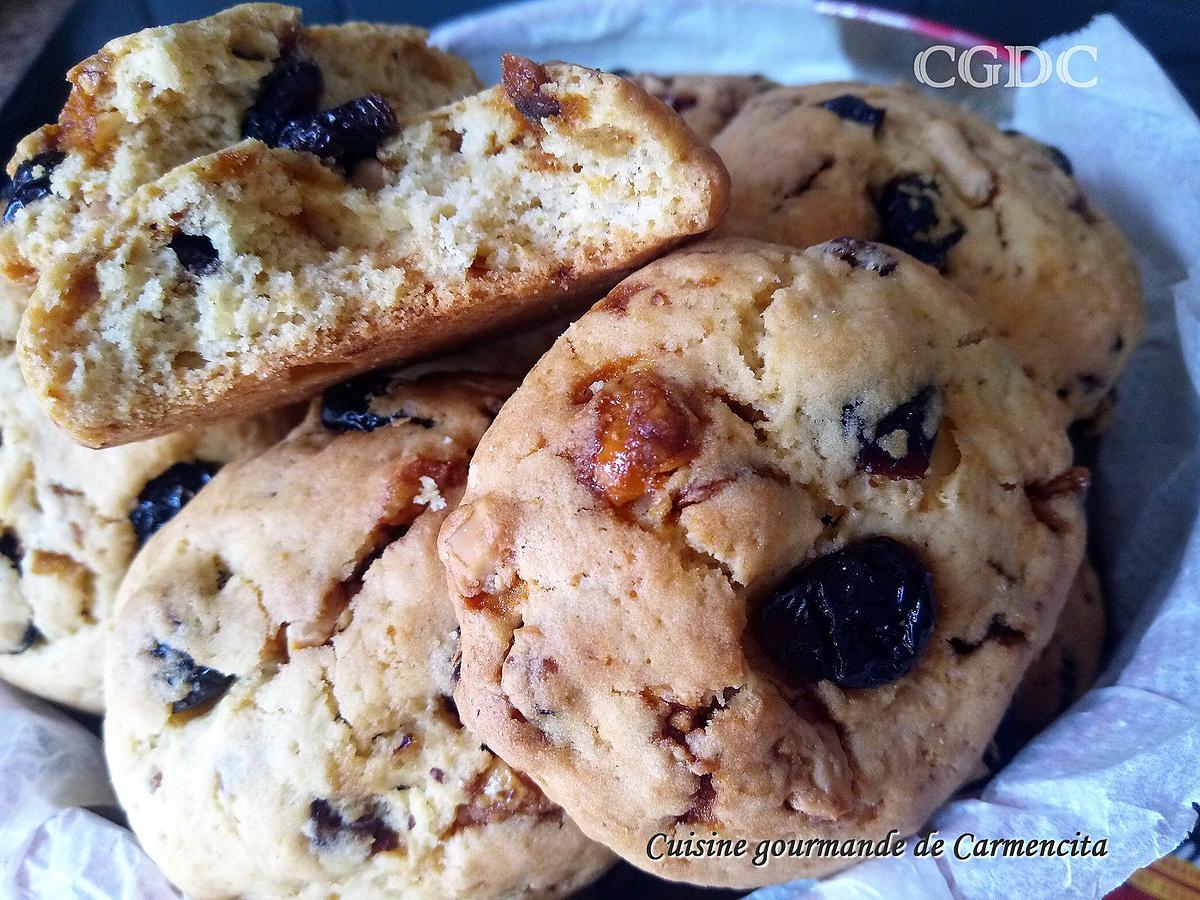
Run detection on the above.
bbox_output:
[415,475,447,511]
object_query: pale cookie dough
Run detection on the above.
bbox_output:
[18,55,728,448]
[0,277,294,712]
[105,372,613,898]
[0,3,478,284]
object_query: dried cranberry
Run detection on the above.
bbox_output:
[307,798,399,855]
[242,56,323,145]
[277,94,397,169]
[874,174,964,273]
[149,642,235,714]
[1004,129,1073,175]
[660,91,698,114]
[1036,142,1074,175]
[843,386,940,479]
[820,237,897,276]
[0,528,21,569]
[320,372,434,433]
[130,461,220,545]
[169,233,219,275]
[6,623,43,655]
[753,537,935,689]
[3,151,66,224]
[501,54,562,122]
[817,94,886,132]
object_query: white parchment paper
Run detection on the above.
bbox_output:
[1,3,1196,898]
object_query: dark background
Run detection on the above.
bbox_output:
[1,0,1197,169]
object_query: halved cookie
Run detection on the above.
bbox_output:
[20,56,728,448]
[0,3,478,284]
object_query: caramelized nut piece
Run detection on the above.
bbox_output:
[452,762,558,830]
[924,119,995,207]
[583,370,699,506]
[438,496,514,598]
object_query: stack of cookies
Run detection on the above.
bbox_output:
[0,4,1143,896]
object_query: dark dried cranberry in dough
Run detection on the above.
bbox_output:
[130,461,220,545]
[169,233,219,275]
[149,642,236,714]
[3,151,66,224]
[1004,129,1073,175]
[0,528,21,569]
[277,94,398,169]
[1041,144,1074,176]
[817,94,886,132]
[501,53,562,122]
[242,56,323,145]
[843,386,940,479]
[821,237,897,276]
[658,88,698,114]
[6,623,44,655]
[874,174,964,273]
[308,798,400,855]
[753,537,935,689]
[321,372,435,433]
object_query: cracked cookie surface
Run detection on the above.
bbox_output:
[105,372,612,898]
[0,3,478,286]
[439,238,1086,887]
[711,81,1143,424]
[0,277,294,712]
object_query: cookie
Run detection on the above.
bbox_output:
[0,279,294,712]
[0,3,478,285]
[18,55,729,448]
[628,73,775,141]
[104,372,613,898]
[438,238,1087,887]
[711,81,1143,423]
[987,560,1107,769]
